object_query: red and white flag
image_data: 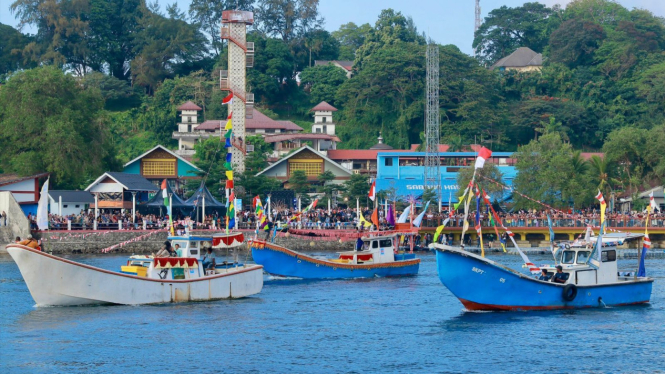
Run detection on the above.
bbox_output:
[649,191,660,212]
[222,93,233,105]
[595,190,605,204]
[369,180,376,201]
[474,147,492,169]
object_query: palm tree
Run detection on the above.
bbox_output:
[587,155,614,192]
[571,150,588,177]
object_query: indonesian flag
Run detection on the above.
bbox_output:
[369,180,376,201]
[474,147,492,169]
[649,191,660,212]
[222,93,233,105]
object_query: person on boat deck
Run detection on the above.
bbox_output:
[202,247,216,271]
[538,269,551,281]
[156,241,175,257]
[553,265,567,284]
[19,235,40,250]
[355,237,364,251]
[174,244,182,257]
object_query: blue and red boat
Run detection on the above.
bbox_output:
[250,233,420,279]
[431,243,653,311]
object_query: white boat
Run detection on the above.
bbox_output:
[6,235,263,306]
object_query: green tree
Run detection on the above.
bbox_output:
[548,18,606,68]
[288,170,310,194]
[332,22,372,60]
[0,23,34,75]
[343,173,369,202]
[587,154,615,192]
[316,170,337,200]
[187,137,227,199]
[0,66,118,188]
[513,132,592,209]
[253,0,323,42]
[294,29,340,70]
[472,2,556,65]
[188,0,254,57]
[299,64,347,105]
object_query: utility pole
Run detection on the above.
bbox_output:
[474,0,481,57]
[424,44,441,212]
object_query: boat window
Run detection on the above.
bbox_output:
[379,239,392,247]
[576,251,590,263]
[602,250,616,262]
[172,240,188,249]
[562,251,576,264]
[372,241,378,248]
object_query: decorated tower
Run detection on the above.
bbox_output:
[220,10,255,173]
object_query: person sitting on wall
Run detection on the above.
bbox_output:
[202,247,216,272]
[19,235,40,250]
[552,265,568,284]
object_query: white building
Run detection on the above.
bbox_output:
[173,101,203,156]
[48,190,95,216]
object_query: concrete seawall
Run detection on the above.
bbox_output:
[6,230,355,255]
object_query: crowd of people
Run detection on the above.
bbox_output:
[26,205,665,232]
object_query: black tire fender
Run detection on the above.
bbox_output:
[562,284,577,302]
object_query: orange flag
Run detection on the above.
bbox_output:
[371,208,379,227]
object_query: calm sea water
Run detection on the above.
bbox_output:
[1,251,664,374]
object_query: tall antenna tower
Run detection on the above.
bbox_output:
[475,0,481,33]
[424,44,441,209]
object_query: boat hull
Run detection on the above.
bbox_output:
[433,246,653,311]
[251,240,419,279]
[7,245,264,306]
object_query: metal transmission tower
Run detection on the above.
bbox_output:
[424,44,441,210]
[475,0,482,32]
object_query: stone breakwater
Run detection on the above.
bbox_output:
[24,230,355,255]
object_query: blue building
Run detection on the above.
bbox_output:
[123,145,202,193]
[375,151,517,204]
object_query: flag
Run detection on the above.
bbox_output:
[547,214,555,245]
[433,219,450,243]
[36,178,49,230]
[649,191,660,212]
[413,201,430,227]
[253,195,261,209]
[227,192,236,229]
[358,213,372,228]
[225,138,231,147]
[638,234,650,277]
[226,171,234,181]
[225,119,233,130]
[222,93,233,104]
[596,190,607,225]
[161,179,174,235]
[369,180,376,201]
[397,206,411,223]
[589,221,605,269]
[387,204,395,226]
[224,128,233,139]
[227,111,233,120]
[371,208,379,227]
[474,147,492,169]
[226,180,234,189]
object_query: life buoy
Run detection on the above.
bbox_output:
[562,284,577,301]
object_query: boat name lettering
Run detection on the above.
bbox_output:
[472,267,485,275]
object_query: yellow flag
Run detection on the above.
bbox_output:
[225,171,233,181]
[225,119,232,130]
[463,220,469,232]
[600,201,606,226]
[433,223,446,242]
[358,214,372,228]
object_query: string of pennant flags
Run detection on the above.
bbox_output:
[101,229,166,253]
[222,92,236,231]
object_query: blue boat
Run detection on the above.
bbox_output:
[250,234,420,279]
[431,244,653,311]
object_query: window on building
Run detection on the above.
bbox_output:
[143,160,176,176]
[187,116,192,123]
[315,127,321,133]
[266,129,275,133]
[323,125,327,133]
[385,158,393,166]
[289,162,322,176]
[353,163,362,170]
[75,205,80,208]
[323,117,327,123]
[63,205,68,208]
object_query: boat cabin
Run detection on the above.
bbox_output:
[334,234,416,265]
[541,246,618,285]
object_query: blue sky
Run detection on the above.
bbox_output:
[2,0,663,55]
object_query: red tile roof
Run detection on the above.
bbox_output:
[327,149,410,160]
[580,152,604,160]
[177,101,202,111]
[409,144,451,152]
[0,172,49,187]
[263,133,341,143]
[195,120,222,131]
[311,101,338,112]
